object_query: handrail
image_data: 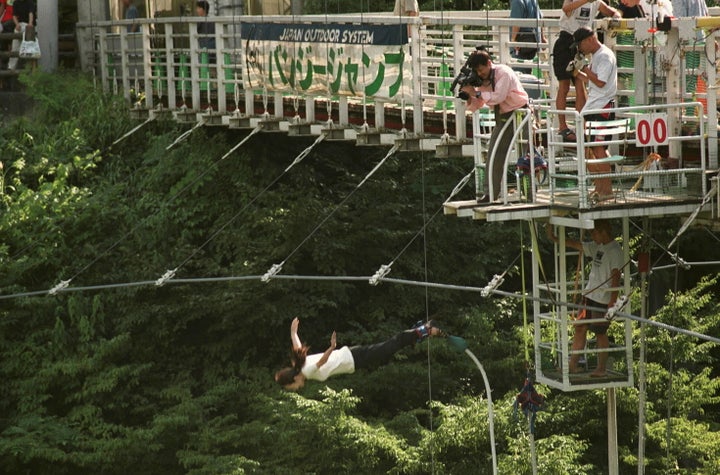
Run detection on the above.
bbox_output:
[75,11,718,168]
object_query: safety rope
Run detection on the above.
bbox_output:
[421,148,436,474]
[520,222,530,363]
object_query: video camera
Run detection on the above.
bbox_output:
[451,45,490,101]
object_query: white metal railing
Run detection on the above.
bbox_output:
[546,102,707,209]
[76,12,718,160]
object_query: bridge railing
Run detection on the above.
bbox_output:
[76,12,718,164]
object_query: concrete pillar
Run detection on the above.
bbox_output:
[38,1,58,72]
[76,0,110,72]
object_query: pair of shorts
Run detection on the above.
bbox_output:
[552,30,576,81]
[585,102,616,143]
[579,298,610,334]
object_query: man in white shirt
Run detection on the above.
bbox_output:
[546,220,623,377]
[573,26,618,199]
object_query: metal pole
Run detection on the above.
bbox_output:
[464,349,498,475]
[608,387,619,475]
[637,267,647,474]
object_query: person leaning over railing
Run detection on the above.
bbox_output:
[0,0,13,70]
[459,48,529,203]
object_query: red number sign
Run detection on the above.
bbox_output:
[636,113,668,147]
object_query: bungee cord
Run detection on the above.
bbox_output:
[112,115,156,147]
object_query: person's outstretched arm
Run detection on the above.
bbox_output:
[290,317,302,350]
[546,223,583,251]
[315,331,337,369]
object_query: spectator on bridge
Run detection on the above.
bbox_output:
[8,0,35,71]
[573,26,618,200]
[510,0,545,71]
[123,0,140,33]
[0,0,14,70]
[673,0,707,18]
[393,0,419,40]
[618,0,673,19]
[553,0,619,143]
[673,0,707,42]
[460,49,529,203]
[196,0,216,62]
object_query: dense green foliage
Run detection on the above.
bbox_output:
[1,71,719,474]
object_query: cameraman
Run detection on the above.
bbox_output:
[459,49,529,203]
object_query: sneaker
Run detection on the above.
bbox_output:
[413,320,447,341]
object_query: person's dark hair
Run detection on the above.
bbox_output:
[594,219,612,235]
[467,48,492,69]
[197,1,210,14]
[274,345,309,386]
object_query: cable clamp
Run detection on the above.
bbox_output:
[481,274,504,297]
[369,263,392,286]
[262,262,284,283]
[155,269,177,287]
[48,279,71,295]
[606,295,628,320]
[669,253,690,270]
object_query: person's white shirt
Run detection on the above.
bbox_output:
[583,44,617,113]
[301,346,355,381]
[582,240,623,304]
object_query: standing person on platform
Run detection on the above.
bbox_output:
[510,0,545,72]
[122,0,139,33]
[553,0,619,143]
[460,48,529,203]
[573,26,618,200]
[546,220,623,377]
[619,0,673,19]
[196,1,216,63]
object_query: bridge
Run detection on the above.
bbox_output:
[73,10,720,219]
